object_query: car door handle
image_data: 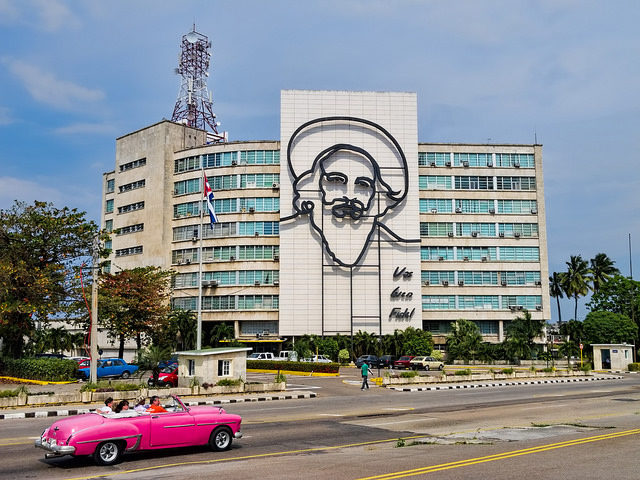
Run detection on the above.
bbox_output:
[152,415,159,419]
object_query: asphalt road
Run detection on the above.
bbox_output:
[2,370,639,479]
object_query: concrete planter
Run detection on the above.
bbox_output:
[0,397,18,408]
[383,370,592,386]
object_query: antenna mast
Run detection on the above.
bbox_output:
[171,26,227,142]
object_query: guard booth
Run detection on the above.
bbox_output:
[591,344,635,370]
[175,347,252,388]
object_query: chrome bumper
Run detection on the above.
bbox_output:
[234,431,243,439]
[35,437,76,456]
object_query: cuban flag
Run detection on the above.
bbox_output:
[203,172,218,226]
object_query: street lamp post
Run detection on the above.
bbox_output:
[89,236,99,384]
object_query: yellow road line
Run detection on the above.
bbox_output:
[357,428,640,480]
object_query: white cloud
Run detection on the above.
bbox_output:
[0,176,66,210]
[5,59,104,110]
[31,0,81,32]
[53,122,117,135]
[0,106,13,125]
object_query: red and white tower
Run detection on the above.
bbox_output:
[171,26,227,142]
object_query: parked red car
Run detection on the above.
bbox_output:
[148,366,178,388]
[393,355,416,369]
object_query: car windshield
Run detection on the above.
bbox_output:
[160,366,175,374]
[399,356,411,361]
[247,354,260,359]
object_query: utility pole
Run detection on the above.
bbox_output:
[90,235,99,384]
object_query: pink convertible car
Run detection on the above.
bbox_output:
[35,395,242,465]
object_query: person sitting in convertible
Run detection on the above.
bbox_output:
[146,395,168,413]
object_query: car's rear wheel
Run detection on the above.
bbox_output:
[121,371,130,379]
[93,440,123,466]
[438,364,444,370]
[210,427,232,451]
[424,365,430,371]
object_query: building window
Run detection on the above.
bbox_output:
[118,201,144,214]
[116,223,144,235]
[419,175,452,190]
[210,174,238,190]
[172,248,198,264]
[497,200,537,214]
[237,270,279,285]
[241,173,280,188]
[238,197,280,212]
[104,219,113,232]
[172,297,197,310]
[202,246,236,261]
[203,222,237,238]
[456,223,496,237]
[218,360,230,377]
[421,271,455,285]
[115,245,143,257]
[455,199,494,214]
[495,153,534,168]
[473,320,499,334]
[120,157,146,172]
[419,152,450,167]
[459,295,500,309]
[102,261,111,274]
[420,222,453,237]
[174,201,201,218]
[421,246,454,261]
[104,240,112,251]
[496,176,536,191]
[203,152,237,168]
[106,179,115,193]
[499,247,540,261]
[501,271,541,285]
[174,225,200,241]
[422,295,456,310]
[119,179,145,193]
[239,150,280,165]
[241,321,279,335]
[174,178,201,196]
[175,156,201,173]
[420,199,453,213]
[238,245,279,260]
[502,295,542,310]
[457,271,498,285]
[453,153,493,167]
[454,176,494,190]
[105,199,114,213]
[498,223,539,237]
[456,247,497,261]
[238,222,279,236]
[173,272,198,288]
[188,359,195,376]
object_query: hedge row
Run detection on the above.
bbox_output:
[1,357,78,381]
[247,360,339,374]
[629,363,640,372]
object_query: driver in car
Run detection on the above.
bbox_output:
[146,395,168,413]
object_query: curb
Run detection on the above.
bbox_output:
[0,392,317,420]
[388,375,624,392]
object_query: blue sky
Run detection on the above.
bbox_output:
[0,0,638,322]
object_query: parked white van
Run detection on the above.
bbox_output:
[248,352,275,360]
[278,350,298,361]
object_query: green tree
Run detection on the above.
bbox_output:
[141,344,172,386]
[559,319,585,343]
[504,310,544,361]
[401,327,434,356]
[563,255,592,321]
[0,201,100,358]
[549,272,565,325]
[583,311,638,344]
[315,337,339,361]
[446,319,482,363]
[587,274,640,332]
[589,253,619,293]
[168,309,197,351]
[209,322,235,347]
[558,339,579,368]
[353,330,378,358]
[98,267,172,358]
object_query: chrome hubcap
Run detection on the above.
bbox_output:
[100,443,117,462]
[215,431,230,448]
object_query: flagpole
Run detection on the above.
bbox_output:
[197,163,204,350]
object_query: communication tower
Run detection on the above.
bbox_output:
[171,26,227,142]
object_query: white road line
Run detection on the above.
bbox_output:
[368,418,427,427]
[319,414,344,417]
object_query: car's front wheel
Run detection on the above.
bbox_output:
[93,440,123,466]
[438,364,444,370]
[424,365,430,371]
[121,371,130,379]
[210,427,232,451]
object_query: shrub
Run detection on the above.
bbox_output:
[501,368,514,374]
[216,378,242,387]
[338,349,350,364]
[455,369,471,376]
[628,363,640,372]
[580,364,592,372]
[400,370,418,378]
[81,382,141,392]
[1,357,78,382]
[540,367,555,373]
[274,372,287,383]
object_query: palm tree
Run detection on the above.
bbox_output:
[590,253,619,292]
[549,272,565,326]
[168,309,197,350]
[563,255,591,321]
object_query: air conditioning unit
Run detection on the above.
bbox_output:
[536,305,543,311]
[471,231,479,237]
[192,236,198,242]
[501,280,507,286]
[254,231,260,237]
[431,208,438,214]
[202,280,218,287]
[509,305,523,311]
[531,208,538,214]
[438,256,444,261]
[422,280,430,286]
[229,255,235,261]
[535,280,542,286]
[514,162,520,168]
[445,160,452,167]
[487,160,493,167]
[254,280,261,286]
[441,280,449,286]
[273,254,279,261]
[462,160,469,167]
[514,232,521,238]
[185,259,191,265]
[489,208,496,214]
[481,256,488,262]
[448,232,454,237]
[458,280,464,286]
[429,161,436,167]
[463,256,469,261]
[231,159,238,166]
[272,183,280,189]
[455,207,462,213]
[248,207,255,213]
[273,280,279,286]
[499,232,505,238]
